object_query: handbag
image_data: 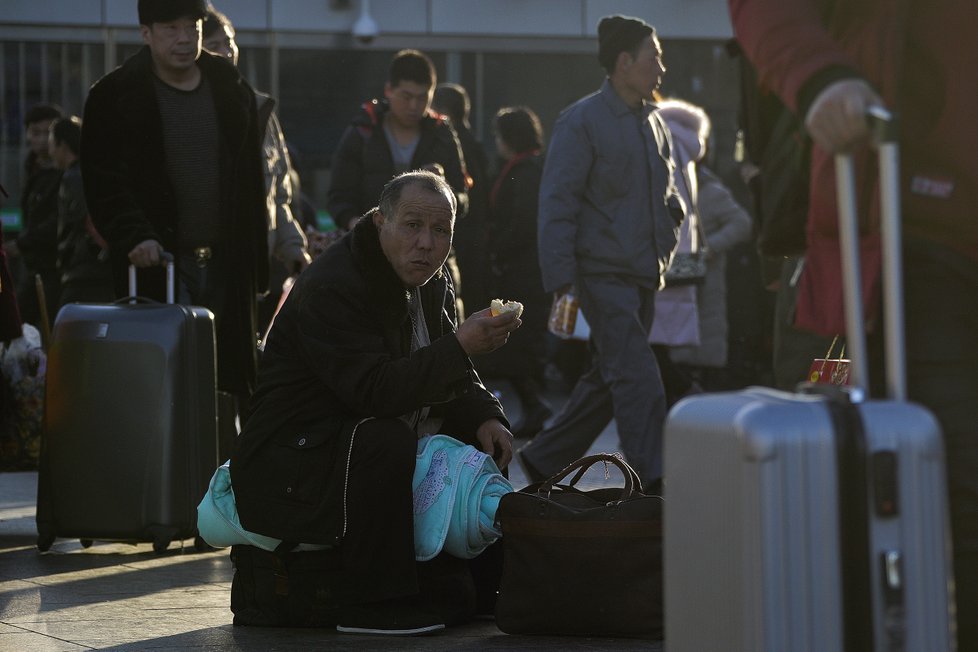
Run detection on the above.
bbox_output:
[649,284,700,347]
[807,335,851,385]
[495,453,663,638]
[662,250,707,287]
[663,162,708,287]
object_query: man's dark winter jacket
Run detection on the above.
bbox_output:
[17,161,63,277]
[327,100,469,230]
[231,215,506,545]
[81,47,268,395]
[56,162,111,293]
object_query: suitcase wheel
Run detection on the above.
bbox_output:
[37,533,55,552]
[147,525,178,554]
[80,539,93,549]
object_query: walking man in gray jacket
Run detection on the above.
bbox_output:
[517,14,682,489]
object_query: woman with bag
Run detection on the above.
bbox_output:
[652,99,752,393]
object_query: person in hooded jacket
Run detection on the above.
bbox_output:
[651,100,752,386]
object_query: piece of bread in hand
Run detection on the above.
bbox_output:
[490,298,524,318]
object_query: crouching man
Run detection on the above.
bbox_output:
[229,171,520,635]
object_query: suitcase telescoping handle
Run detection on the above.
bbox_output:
[834,106,905,400]
[128,252,176,305]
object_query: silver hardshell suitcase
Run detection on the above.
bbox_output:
[663,110,956,651]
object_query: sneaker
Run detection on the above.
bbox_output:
[336,597,445,636]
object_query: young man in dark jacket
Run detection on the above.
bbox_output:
[81,0,268,409]
[231,171,519,635]
[327,49,469,233]
[8,103,63,329]
[49,116,113,306]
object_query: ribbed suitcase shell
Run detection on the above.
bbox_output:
[663,387,955,652]
[36,301,218,552]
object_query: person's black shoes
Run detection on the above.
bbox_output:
[336,597,445,636]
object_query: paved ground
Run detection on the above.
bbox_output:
[0,379,664,651]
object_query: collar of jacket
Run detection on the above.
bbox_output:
[353,98,446,135]
[115,46,245,93]
[254,90,276,134]
[111,47,255,157]
[599,78,655,119]
[349,213,446,332]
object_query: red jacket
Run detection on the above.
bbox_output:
[730,0,978,335]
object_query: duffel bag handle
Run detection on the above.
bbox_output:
[541,452,643,499]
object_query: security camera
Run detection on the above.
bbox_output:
[352,0,379,44]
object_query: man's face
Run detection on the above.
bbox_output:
[384,80,433,130]
[374,184,455,288]
[26,119,55,158]
[140,17,202,75]
[203,23,239,66]
[621,35,666,101]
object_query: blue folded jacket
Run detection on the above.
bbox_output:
[197,435,513,559]
[412,434,513,561]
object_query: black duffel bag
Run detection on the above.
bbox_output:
[495,453,664,638]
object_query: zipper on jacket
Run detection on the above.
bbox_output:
[341,417,374,538]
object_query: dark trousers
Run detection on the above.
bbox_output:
[176,251,232,338]
[335,418,419,605]
[334,418,499,618]
[520,275,667,486]
[878,240,978,651]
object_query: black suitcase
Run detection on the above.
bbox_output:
[36,259,218,552]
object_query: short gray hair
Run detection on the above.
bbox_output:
[378,170,457,218]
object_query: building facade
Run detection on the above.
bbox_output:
[1,0,738,223]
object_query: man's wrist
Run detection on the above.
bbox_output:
[795,64,866,120]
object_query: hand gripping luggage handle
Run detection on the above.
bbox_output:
[127,252,176,304]
[541,452,645,499]
[834,106,905,400]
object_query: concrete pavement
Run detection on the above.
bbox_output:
[0,379,664,651]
